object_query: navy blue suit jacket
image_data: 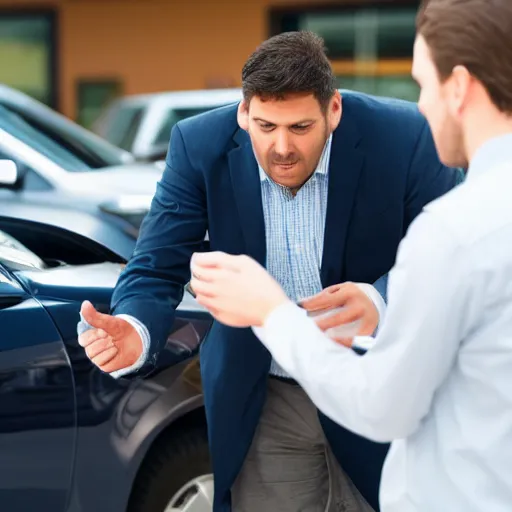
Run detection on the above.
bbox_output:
[111,92,463,511]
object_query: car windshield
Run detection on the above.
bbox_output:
[0,86,133,170]
[0,229,45,270]
[0,105,92,172]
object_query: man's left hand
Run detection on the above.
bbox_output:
[300,283,379,345]
[190,251,290,327]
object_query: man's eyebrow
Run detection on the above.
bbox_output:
[252,117,316,126]
[252,117,274,124]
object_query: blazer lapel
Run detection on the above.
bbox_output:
[321,115,364,286]
[228,129,266,266]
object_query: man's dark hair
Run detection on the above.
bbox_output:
[242,31,336,112]
[417,0,512,113]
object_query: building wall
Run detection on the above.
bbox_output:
[0,0,347,118]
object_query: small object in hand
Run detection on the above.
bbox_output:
[307,307,362,339]
[185,281,196,298]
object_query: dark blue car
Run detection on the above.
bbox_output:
[0,209,214,511]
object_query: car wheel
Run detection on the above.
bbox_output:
[128,425,213,512]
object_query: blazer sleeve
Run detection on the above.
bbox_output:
[110,123,208,367]
[403,119,465,233]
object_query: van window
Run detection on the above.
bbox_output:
[153,107,217,146]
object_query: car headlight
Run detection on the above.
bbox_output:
[99,195,152,229]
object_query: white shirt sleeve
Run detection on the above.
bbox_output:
[253,212,469,442]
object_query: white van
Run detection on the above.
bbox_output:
[93,88,243,162]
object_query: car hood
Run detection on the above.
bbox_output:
[59,163,163,198]
[16,262,206,314]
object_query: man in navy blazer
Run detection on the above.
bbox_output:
[79,32,463,511]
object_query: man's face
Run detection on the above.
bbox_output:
[412,35,468,168]
[237,92,341,190]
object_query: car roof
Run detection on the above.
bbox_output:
[112,87,243,109]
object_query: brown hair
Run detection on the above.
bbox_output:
[416,0,512,113]
[242,31,336,112]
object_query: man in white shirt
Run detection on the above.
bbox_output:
[189,0,512,510]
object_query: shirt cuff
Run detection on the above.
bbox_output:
[355,282,386,336]
[110,314,151,378]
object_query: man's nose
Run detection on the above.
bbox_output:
[274,129,291,155]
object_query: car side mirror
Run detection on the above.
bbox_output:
[0,160,18,187]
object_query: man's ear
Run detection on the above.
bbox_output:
[328,90,342,132]
[449,65,472,118]
[237,100,249,131]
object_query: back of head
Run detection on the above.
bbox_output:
[416,0,512,114]
[241,31,336,112]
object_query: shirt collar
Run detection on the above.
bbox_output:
[258,134,333,182]
[467,133,512,181]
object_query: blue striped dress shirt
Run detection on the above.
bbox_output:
[259,136,332,377]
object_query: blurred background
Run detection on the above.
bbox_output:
[0,0,423,248]
[0,0,420,144]
[0,4,424,510]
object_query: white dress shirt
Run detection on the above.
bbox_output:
[253,134,512,511]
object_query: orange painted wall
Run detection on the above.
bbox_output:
[0,0,352,118]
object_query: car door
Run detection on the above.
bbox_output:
[0,263,76,512]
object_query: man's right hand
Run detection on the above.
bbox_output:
[78,301,143,373]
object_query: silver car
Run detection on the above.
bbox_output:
[0,85,163,236]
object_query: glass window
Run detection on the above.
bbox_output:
[77,80,122,130]
[272,5,419,102]
[336,76,419,102]
[154,107,218,146]
[118,108,145,151]
[0,14,54,106]
[298,8,417,60]
[100,105,145,151]
[0,93,129,169]
[0,105,91,172]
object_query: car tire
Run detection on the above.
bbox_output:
[128,424,213,512]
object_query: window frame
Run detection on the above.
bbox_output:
[268,0,420,100]
[268,0,421,38]
[0,8,59,110]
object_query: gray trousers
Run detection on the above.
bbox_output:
[231,377,375,512]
